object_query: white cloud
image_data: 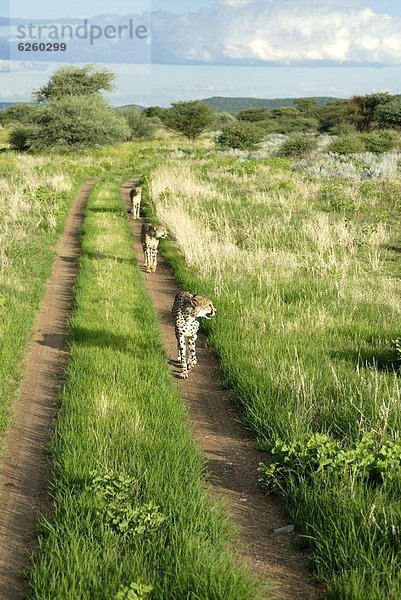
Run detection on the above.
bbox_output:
[152,0,401,65]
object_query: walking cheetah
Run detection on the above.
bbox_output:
[130,186,142,220]
[141,223,168,273]
[172,291,216,379]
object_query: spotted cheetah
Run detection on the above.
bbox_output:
[130,186,142,220]
[141,223,168,273]
[172,291,216,379]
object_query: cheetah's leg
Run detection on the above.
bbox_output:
[187,334,198,370]
[135,200,141,220]
[178,334,188,378]
[145,248,152,272]
[151,249,158,273]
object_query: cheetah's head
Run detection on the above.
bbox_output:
[134,186,142,194]
[154,226,168,239]
[190,295,217,320]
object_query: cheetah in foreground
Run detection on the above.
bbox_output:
[172,291,217,379]
[141,223,168,273]
[130,186,142,220]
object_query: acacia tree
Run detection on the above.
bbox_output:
[33,64,115,103]
[375,98,401,129]
[163,101,214,140]
[350,93,393,132]
[317,100,357,133]
[293,97,318,117]
[10,64,129,150]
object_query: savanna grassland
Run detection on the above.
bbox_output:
[3,123,401,599]
[146,147,401,599]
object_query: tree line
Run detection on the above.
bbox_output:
[1,65,401,152]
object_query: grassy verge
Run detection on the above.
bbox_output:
[145,151,401,599]
[0,152,91,444]
[28,175,263,599]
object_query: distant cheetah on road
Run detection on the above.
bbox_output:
[141,223,167,273]
[130,186,142,220]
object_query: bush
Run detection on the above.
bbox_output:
[163,101,214,141]
[327,123,356,136]
[32,96,129,150]
[277,133,318,157]
[362,130,398,154]
[121,107,155,140]
[328,135,366,154]
[3,103,40,125]
[9,124,40,151]
[216,121,265,150]
[213,112,237,128]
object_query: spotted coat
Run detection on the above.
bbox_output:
[141,223,167,273]
[130,186,142,220]
[172,291,217,379]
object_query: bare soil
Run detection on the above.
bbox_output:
[0,180,98,600]
[122,180,324,600]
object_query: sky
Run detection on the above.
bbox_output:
[2,0,401,105]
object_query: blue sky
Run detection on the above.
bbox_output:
[7,1,213,18]
[3,0,401,105]
[6,0,401,19]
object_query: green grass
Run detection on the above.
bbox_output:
[27,174,264,599]
[0,153,90,444]
[145,150,401,598]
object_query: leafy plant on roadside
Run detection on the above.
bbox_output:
[391,337,401,362]
[258,432,401,494]
[90,470,166,537]
[114,580,153,600]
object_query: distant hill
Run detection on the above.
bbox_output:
[0,102,20,110]
[200,96,341,113]
[116,104,146,112]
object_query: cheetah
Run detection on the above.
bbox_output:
[172,291,216,379]
[141,223,168,273]
[129,186,142,220]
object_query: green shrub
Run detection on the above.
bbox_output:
[114,581,153,600]
[32,95,129,150]
[214,112,237,128]
[327,123,357,136]
[278,133,318,157]
[2,103,40,125]
[163,101,214,141]
[9,124,40,151]
[258,431,401,493]
[216,121,265,150]
[362,130,398,154]
[121,107,155,140]
[328,135,366,154]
